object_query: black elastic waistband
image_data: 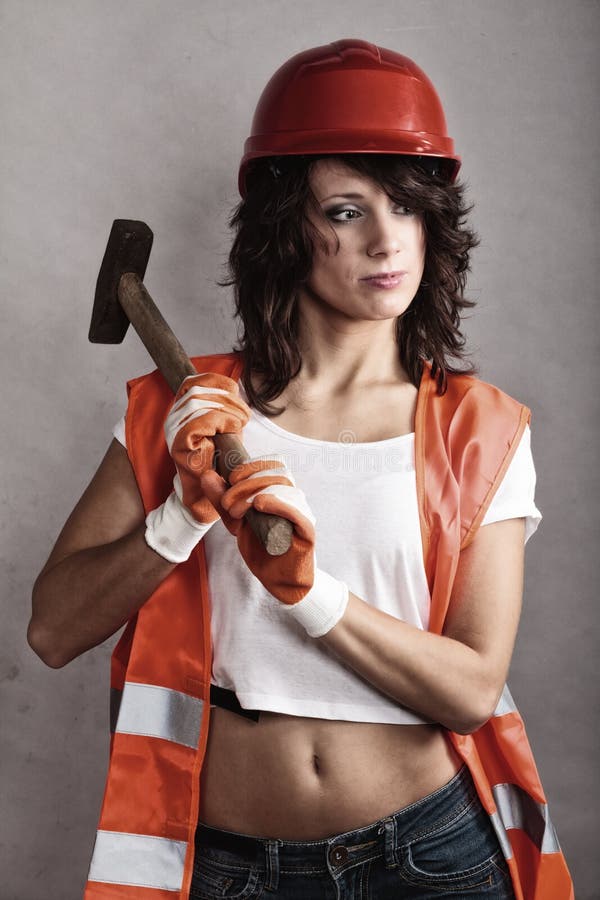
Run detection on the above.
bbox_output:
[196,822,262,860]
[209,683,260,722]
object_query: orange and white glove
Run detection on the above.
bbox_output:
[144,373,251,563]
[201,457,349,637]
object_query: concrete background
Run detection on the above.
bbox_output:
[1,1,598,897]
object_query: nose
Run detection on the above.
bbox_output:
[366,213,403,258]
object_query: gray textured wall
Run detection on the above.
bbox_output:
[2,1,598,897]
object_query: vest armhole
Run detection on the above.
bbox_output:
[414,363,434,569]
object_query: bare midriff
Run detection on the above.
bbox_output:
[198,707,462,840]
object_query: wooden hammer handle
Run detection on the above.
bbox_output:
[118,272,293,556]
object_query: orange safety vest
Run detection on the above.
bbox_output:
[84,352,573,900]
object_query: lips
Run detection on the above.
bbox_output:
[360,271,408,288]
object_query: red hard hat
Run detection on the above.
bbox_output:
[239,39,460,195]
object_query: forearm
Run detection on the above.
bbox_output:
[29,523,176,668]
[318,592,499,734]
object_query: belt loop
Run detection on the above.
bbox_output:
[263,839,281,892]
[379,817,398,869]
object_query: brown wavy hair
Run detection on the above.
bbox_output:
[224,154,479,414]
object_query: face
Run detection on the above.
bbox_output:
[302,158,426,322]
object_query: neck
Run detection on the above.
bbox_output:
[293,289,409,395]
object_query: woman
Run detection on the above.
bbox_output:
[29,40,572,899]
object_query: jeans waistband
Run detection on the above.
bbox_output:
[195,764,476,875]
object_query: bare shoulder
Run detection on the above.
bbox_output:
[38,439,145,576]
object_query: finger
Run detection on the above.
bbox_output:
[200,470,240,535]
[199,469,228,510]
[166,400,249,452]
[229,457,290,485]
[223,475,292,517]
[174,372,241,401]
[177,437,214,472]
[252,489,316,542]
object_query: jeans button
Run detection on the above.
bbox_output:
[329,845,349,866]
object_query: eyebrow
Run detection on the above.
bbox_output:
[317,192,366,203]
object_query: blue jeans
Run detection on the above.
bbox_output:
[191,765,514,898]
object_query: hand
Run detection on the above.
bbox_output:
[201,457,349,637]
[144,372,251,564]
[165,372,251,525]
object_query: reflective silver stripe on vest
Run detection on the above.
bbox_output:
[490,810,514,860]
[88,829,186,890]
[492,783,561,855]
[493,684,517,717]
[115,682,203,749]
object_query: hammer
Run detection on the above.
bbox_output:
[89,219,293,556]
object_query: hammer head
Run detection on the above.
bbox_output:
[89,219,153,343]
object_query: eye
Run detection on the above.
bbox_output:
[324,206,362,223]
[394,204,417,216]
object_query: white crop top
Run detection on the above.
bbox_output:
[112,393,541,725]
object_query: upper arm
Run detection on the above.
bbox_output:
[442,517,525,701]
[38,438,146,577]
